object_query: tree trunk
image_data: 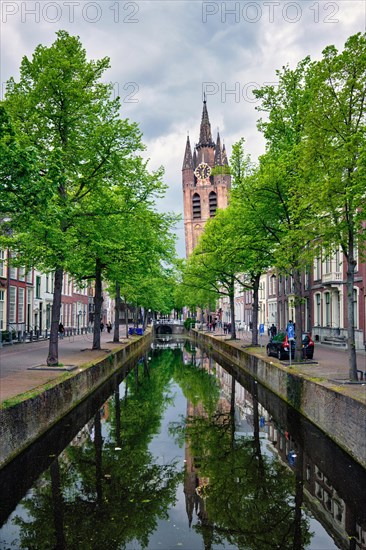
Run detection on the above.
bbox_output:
[230,374,235,447]
[124,297,129,339]
[113,281,121,343]
[293,268,304,362]
[292,447,304,550]
[50,458,66,550]
[229,281,237,339]
[346,258,357,380]
[251,378,266,483]
[114,388,121,448]
[92,258,103,350]
[251,273,260,346]
[143,308,148,329]
[47,267,63,366]
[94,410,103,507]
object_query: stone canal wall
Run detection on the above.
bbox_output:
[192,330,366,469]
[0,333,152,468]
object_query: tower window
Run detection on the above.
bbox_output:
[192,193,201,219]
[209,191,217,217]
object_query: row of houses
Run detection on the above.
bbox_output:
[219,248,366,350]
[0,249,113,341]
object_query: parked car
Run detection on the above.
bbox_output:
[266,332,315,360]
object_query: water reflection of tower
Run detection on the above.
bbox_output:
[184,400,209,528]
[183,349,231,545]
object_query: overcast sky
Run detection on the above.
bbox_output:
[1,0,365,256]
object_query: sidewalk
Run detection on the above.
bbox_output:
[1,328,365,405]
[0,330,132,403]
[206,328,366,404]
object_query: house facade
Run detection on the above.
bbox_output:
[0,247,90,342]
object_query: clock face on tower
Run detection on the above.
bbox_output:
[194,162,211,181]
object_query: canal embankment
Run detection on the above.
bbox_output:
[0,331,152,468]
[192,329,366,469]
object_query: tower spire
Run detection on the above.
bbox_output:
[198,98,214,147]
[182,135,193,169]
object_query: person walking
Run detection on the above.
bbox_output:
[269,323,277,338]
[58,322,64,339]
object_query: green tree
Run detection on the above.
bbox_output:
[250,60,315,360]
[230,139,274,345]
[302,32,366,379]
[1,31,143,365]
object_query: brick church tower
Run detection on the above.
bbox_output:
[182,99,231,257]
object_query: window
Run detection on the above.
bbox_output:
[9,265,17,279]
[314,257,321,280]
[9,286,16,323]
[325,256,331,274]
[209,191,217,217]
[335,248,341,272]
[0,290,4,329]
[354,243,358,272]
[325,292,330,326]
[46,274,50,293]
[192,193,201,219]
[27,288,32,328]
[0,250,5,277]
[18,267,25,281]
[36,276,41,299]
[288,276,294,293]
[315,293,321,326]
[18,288,25,323]
[353,289,358,329]
[26,270,32,283]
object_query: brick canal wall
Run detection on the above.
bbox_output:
[192,330,366,469]
[0,334,152,468]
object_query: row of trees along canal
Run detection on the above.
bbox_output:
[0,31,180,366]
[178,32,366,381]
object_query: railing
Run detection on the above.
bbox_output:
[153,319,184,326]
[0,325,93,346]
[322,272,343,284]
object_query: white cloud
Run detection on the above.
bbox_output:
[1,0,365,258]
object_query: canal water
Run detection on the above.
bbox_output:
[1,339,365,550]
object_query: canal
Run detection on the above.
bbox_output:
[0,339,365,549]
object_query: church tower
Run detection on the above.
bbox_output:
[182,99,231,257]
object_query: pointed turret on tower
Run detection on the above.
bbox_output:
[182,135,193,170]
[222,142,228,165]
[214,132,223,166]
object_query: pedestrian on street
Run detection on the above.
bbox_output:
[58,323,64,339]
[107,321,112,333]
[269,323,277,338]
[100,322,104,332]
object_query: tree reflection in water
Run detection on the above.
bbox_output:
[13,350,183,549]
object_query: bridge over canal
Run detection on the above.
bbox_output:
[153,320,185,336]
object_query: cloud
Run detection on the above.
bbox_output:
[1,0,365,258]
